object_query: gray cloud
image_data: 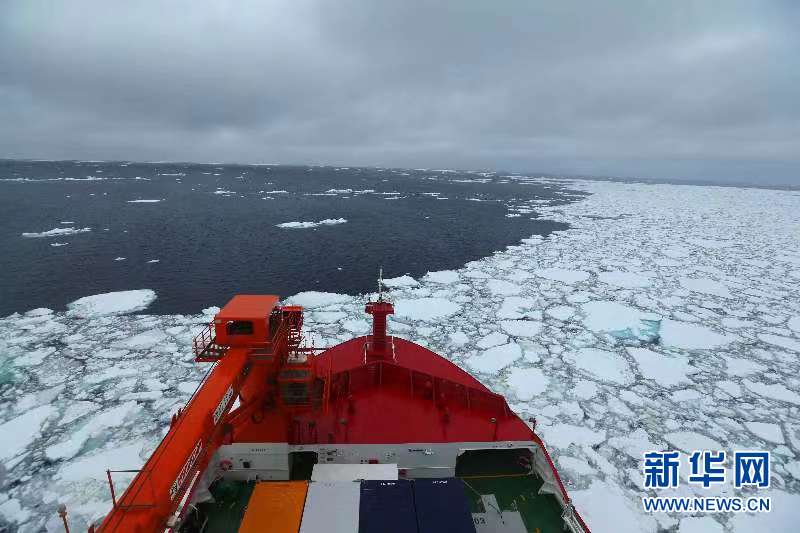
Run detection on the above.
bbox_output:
[1,0,798,183]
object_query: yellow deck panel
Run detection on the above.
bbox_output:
[238,481,309,533]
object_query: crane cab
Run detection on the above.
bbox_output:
[213,295,281,347]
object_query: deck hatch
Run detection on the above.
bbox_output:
[413,478,476,533]
[299,481,360,533]
[358,479,417,533]
[238,481,308,533]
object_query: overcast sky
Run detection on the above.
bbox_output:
[1,1,798,184]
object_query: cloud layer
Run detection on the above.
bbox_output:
[1,1,798,183]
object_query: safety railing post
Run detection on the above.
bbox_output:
[106,470,117,508]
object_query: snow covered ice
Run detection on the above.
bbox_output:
[275,218,348,229]
[20,227,92,239]
[66,290,157,318]
[2,179,800,531]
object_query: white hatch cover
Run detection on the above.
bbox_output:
[310,463,398,481]
[299,481,360,533]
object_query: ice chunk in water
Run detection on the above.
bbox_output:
[394,298,460,321]
[467,342,522,373]
[580,301,660,343]
[659,319,736,350]
[507,367,548,400]
[0,405,56,461]
[563,348,634,385]
[67,290,156,317]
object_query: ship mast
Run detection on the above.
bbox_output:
[365,267,394,360]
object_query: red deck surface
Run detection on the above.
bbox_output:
[293,387,531,444]
[233,336,534,445]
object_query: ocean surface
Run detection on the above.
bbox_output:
[0,160,584,315]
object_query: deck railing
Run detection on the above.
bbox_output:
[192,322,229,362]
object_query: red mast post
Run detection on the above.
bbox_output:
[365,300,394,359]
[364,268,395,360]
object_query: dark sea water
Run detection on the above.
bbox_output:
[0,160,585,315]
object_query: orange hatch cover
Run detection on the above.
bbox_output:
[238,481,309,533]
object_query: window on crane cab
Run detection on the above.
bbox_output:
[226,320,254,336]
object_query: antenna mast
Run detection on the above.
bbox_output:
[377,267,384,301]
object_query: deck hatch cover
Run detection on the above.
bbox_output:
[413,478,476,533]
[358,479,417,533]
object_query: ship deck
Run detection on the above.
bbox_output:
[180,450,566,533]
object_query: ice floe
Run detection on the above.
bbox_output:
[664,431,722,452]
[742,380,800,405]
[564,348,634,385]
[659,319,735,349]
[758,333,800,352]
[276,218,347,229]
[393,298,460,321]
[534,267,590,284]
[580,300,660,343]
[21,227,91,238]
[487,279,520,296]
[66,290,156,317]
[285,291,352,308]
[467,342,522,373]
[542,423,606,450]
[46,402,139,461]
[381,275,419,288]
[546,304,576,320]
[507,367,548,400]
[56,441,146,483]
[473,331,506,349]
[680,276,733,298]
[745,421,785,444]
[572,479,657,533]
[0,405,57,462]
[499,319,543,337]
[423,270,460,284]
[627,347,693,387]
[13,347,56,367]
[597,270,652,288]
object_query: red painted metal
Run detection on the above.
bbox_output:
[364,300,394,359]
[106,471,117,508]
[58,504,70,533]
[92,294,590,532]
[213,295,279,347]
[192,323,226,362]
[215,294,280,320]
